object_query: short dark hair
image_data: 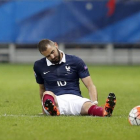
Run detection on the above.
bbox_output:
[37,39,54,53]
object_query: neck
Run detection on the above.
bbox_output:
[60,51,63,62]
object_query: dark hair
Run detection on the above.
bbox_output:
[37,39,54,53]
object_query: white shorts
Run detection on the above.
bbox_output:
[56,94,91,115]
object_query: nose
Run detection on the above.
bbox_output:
[50,54,55,59]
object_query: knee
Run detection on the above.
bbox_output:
[81,101,93,115]
[43,91,55,97]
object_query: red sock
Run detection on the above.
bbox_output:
[88,105,104,117]
[43,94,55,105]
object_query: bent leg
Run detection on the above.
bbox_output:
[43,91,58,107]
[42,91,60,116]
[81,101,104,117]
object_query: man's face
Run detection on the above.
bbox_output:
[41,44,61,64]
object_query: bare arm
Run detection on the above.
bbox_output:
[39,84,45,114]
[81,76,98,102]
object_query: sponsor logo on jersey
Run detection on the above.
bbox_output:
[43,71,50,74]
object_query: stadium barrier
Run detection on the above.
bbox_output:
[0,44,140,64]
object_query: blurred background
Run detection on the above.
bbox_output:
[0,0,140,64]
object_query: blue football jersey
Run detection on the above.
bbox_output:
[33,54,89,97]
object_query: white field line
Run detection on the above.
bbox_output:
[0,114,45,117]
[0,114,125,118]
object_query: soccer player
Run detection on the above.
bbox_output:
[33,39,116,116]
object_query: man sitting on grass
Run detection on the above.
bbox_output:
[33,39,116,116]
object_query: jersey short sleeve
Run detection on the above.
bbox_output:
[75,57,90,79]
[33,62,44,84]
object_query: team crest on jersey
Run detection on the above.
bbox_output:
[65,66,70,71]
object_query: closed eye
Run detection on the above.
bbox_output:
[46,50,55,58]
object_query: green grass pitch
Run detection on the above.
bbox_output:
[0,64,140,140]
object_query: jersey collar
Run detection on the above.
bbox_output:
[46,50,66,66]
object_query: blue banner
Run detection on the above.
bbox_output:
[0,0,140,44]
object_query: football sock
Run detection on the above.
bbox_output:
[88,105,103,117]
[43,94,55,106]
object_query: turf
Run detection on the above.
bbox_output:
[0,64,140,140]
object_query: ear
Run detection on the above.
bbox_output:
[54,42,58,49]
